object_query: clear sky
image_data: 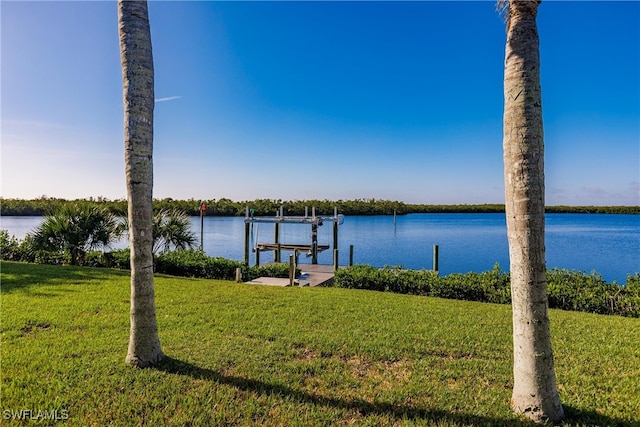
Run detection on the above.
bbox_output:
[1,1,639,205]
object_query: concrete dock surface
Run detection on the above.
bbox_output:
[246,264,335,287]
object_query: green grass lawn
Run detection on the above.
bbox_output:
[1,261,639,426]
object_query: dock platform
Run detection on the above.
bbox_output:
[245,264,336,287]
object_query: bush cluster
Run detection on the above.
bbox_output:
[154,249,294,281]
[0,230,129,268]
[546,269,640,318]
[334,264,640,318]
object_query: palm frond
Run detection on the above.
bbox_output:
[496,0,509,23]
[152,209,196,254]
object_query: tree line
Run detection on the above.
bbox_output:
[1,197,638,217]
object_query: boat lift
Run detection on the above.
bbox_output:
[243,206,344,266]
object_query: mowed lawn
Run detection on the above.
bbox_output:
[1,261,638,426]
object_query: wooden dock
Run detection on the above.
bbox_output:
[255,243,330,255]
[245,264,336,287]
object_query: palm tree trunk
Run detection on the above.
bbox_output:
[502,0,563,423]
[118,0,163,368]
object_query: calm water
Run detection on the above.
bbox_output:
[2,213,638,283]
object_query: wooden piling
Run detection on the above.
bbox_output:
[332,207,339,268]
[311,207,318,264]
[289,254,295,286]
[200,203,205,251]
[244,207,250,265]
[433,244,439,273]
[274,210,280,263]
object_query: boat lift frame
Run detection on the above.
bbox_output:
[243,206,344,266]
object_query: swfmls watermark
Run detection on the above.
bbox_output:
[3,409,69,421]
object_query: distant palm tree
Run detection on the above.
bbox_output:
[30,204,124,265]
[152,209,197,254]
[499,0,564,423]
[119,0,163,368]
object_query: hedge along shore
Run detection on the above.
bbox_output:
[2,232,638,318]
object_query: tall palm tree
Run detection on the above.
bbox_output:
[118,0,163,368]
[500,0,564,423]
[30,204,124,265]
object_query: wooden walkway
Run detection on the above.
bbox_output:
[245,264,336,287]
[255,243,330,253]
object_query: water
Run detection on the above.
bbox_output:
[2,213,638,283]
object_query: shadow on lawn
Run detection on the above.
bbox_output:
[159,356,635,426]
[0,261,128,294]
[160,356,542,426]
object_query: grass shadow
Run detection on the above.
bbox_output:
[0,261,129,294]
[159,356,539,426]
[561,404,636,427]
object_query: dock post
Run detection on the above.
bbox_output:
[255,249,260,266]
[334,249,339,271]
[433,244,439,273]
[349,245,354,266]
[200,201,205,251]
[333,206,339,251]
[274,222,280,263]
[289,254,295,286]
[244,207,250,265]
[311,207,318,264]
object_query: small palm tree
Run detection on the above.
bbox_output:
[121,209,196,255]
[152,209,196,254]
[30,204,125,265]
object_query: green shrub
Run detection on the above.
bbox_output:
[83,249,130,269]
[335,264,638,318]
[84,251,107,267]
[155,249,217,278]
[392,268,437,295]
[336,264,449,296]
[106,249,131,269]
[478,264,511,304]
[154,249,297,281]
[0,230,21,261]
[547,268,612,315]
[335,264,388,291]
[32,250,68,265]
[616,273,640,317]
[434,272,486,302]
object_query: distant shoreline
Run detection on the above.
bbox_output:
[1,197,638,216]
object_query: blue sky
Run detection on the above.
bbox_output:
[1,1,639,205]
